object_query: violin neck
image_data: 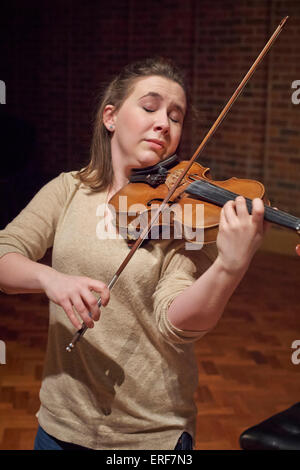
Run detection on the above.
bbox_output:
[186,180,300,233]
[263,205,300,232]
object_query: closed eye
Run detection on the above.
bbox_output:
[143,107,155,113]
[143,107,180,123]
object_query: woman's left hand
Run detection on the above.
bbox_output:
[216,196,269,276]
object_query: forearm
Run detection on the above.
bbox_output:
[0,252,54,294]
[167,255,248,331]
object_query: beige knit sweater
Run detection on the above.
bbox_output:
[0,171,217,450]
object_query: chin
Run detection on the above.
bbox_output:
[135,152,162,168]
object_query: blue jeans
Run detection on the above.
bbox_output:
[34,425,91,450]
[34,425,193,450]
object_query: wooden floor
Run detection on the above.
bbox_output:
[0,248,300,450]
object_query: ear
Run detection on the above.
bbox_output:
[103,104,117,132]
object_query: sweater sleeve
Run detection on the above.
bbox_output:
[152,240,218,345]
[0,172,75,263]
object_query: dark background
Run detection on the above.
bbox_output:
[0,0,299,229]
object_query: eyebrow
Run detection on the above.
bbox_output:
[139,92,185,115]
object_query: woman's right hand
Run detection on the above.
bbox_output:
[40,269,110,330]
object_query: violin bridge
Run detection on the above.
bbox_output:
[165,170,185,190]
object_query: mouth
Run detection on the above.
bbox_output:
[145,139,165,150]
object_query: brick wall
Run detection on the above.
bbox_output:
[265,1,300,216]
[0,0,299,227]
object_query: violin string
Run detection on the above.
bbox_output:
[201,181,300,229]
[185,180,300,231]
[186,180,300,223]
[186,175,299,226]
[265,205,300,226]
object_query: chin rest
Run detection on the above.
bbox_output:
[240,402,300,450]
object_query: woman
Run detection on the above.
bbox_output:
[0,57,267,450]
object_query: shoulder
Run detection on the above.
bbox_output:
[42,169,87,199]
[57,169,83,191]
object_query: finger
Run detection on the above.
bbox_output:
[72,295,94,328]
[251,198,264,226]
[235,196,249,219]
[223,200,238,224]
[83,290,101,322]
[61,298,82,330]
[88,280,110,307]
[219,206,228,229]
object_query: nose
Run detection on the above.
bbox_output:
[153,111,170,135]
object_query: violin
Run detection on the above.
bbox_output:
[66,16,297,353]
[109,155,300,246]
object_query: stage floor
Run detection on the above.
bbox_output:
[1,249,300,450]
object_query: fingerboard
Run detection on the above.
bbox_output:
[186,180,300,232]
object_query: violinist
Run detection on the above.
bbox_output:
[0,57,267,450]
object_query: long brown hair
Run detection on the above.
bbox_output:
[74,57,190,192]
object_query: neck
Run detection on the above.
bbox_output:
[107,159,130,201]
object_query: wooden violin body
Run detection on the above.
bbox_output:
[109,160,278,245]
